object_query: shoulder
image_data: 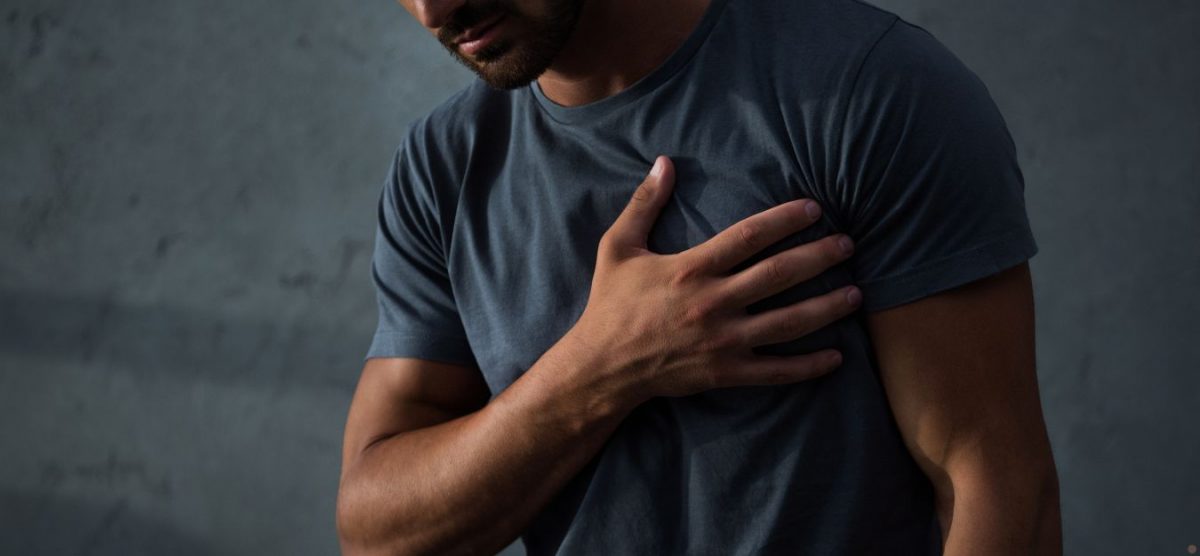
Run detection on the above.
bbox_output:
[390,79,515,200]
[840,15,1012,155]
[768,0,983,94]
[719,0,918,144]
[379,79,508,234]
[730,0,902,73]
[849,17,989,103]
[730,0,984,100]
[399,79,512,168]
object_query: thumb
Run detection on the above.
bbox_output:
[606,155,675,250]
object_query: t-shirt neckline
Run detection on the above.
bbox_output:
[528,0,732,125]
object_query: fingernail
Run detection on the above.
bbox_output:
[845,286,862,306]
[650,157,664,178]
[838,235,855,255]
[805,201,821,220]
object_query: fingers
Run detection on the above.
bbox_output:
[603,156,675,252]
[733,284,862,347]
[686,198,824,273]
[717,233,855,308]
[720,349,844,387]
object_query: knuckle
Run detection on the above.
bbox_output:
[700,367,723,390]
[762,259,787,285]
[755,361,788,384]
[803,354,828,373]
[737,222,762,248]
[682,298,718,324]
[597,231,618,253]
[687,248,721,275]
[630,182,655,205]
[828,234,853,260]
[805,353,837,376]
[680,304,703,325]
[703,250,722,272]
[777,358,812,381]
[783,305,818,334]
[701,298,727,321]
[710,328,743,351]
[669,261,705,287]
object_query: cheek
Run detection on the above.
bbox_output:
[510,0,548,20]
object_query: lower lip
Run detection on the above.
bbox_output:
[459,15,508,56]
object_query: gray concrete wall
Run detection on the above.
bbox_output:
[0,0,1195,554]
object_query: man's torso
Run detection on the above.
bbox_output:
[389,0,946,552]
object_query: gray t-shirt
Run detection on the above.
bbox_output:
[365,0,1039,553]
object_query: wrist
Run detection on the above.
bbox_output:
[526,330,646,433]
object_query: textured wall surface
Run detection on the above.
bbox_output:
[0,0,1196,554]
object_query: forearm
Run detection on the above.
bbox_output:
[336,338,641,555]
[939,459,1062,555]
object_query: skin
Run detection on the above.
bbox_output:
[867,262,1062,554]
[337,1,1062,553]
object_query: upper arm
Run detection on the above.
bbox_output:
[827,20,1057,546]
[340,357,491,478]
[833,21,1052,474]
[864,262,1053,488]
[348,116,486,476]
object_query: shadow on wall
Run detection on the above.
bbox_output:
[0,489,218,555]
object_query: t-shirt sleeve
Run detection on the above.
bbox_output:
[364,128,477,367]
[835,19,1039,312]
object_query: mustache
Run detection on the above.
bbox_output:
[437,2,509,44]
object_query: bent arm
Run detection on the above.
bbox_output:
[336,338,637,556]
[865,262,1062,555]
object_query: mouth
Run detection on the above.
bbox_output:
[454,13,506,46]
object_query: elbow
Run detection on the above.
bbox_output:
[336,481,379,556]
[335,448,500,556]
[944,451,1063,553]
[336,472,411,556]
[336,470,454,556]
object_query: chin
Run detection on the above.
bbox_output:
[459,40,556,90]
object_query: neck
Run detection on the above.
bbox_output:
[536,0,712,107]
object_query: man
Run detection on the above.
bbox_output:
[336,0,1062,554]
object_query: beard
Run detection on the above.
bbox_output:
[435,0,585,90]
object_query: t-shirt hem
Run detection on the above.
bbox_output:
[857,226,1039,312]
[364,332,477,367]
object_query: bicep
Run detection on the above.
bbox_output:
[865,262,1051,483]
[341,357,491,476]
